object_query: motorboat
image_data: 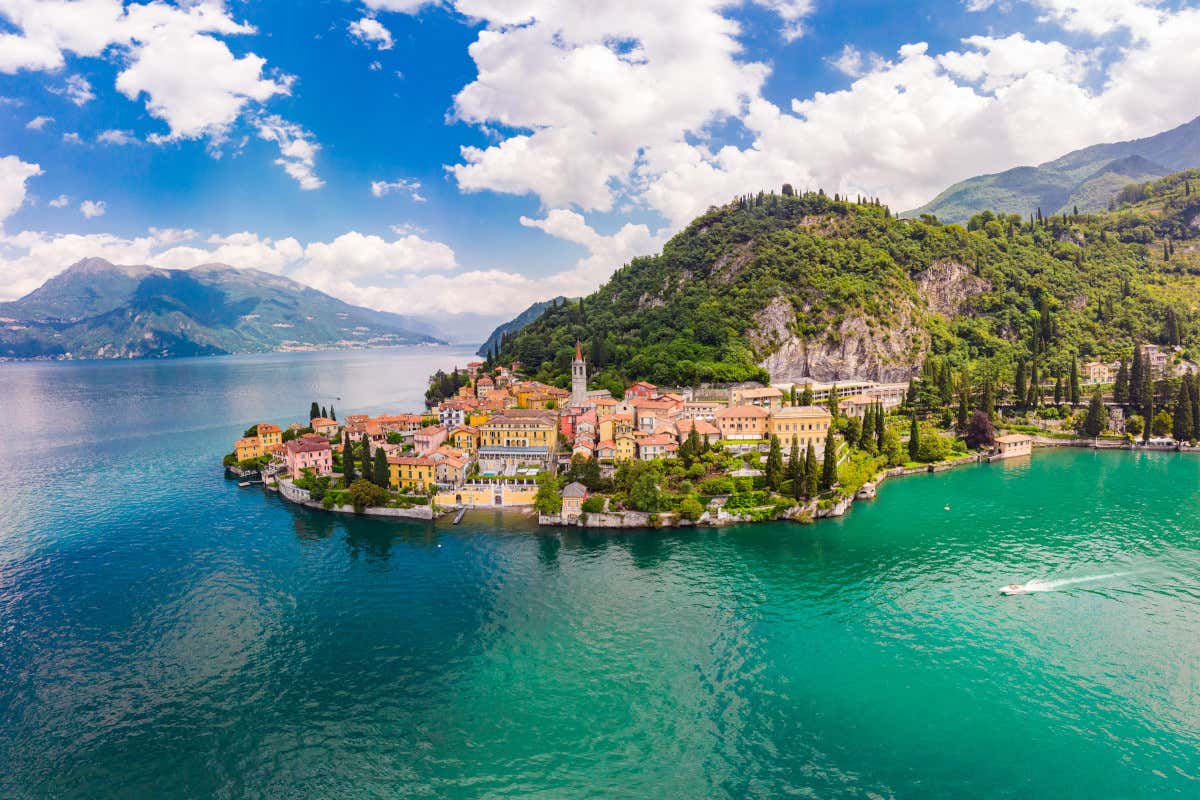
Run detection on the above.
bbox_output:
[999,579,1050,595]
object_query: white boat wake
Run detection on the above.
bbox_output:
[999,572,1127,595]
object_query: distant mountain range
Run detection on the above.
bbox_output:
[476,296,573,357]
[905,115,1200,223]
[0,258,442,359]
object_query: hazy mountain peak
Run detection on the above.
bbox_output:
[0,257,443,359]
[905,115,1200,223]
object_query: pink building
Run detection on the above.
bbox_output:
[286,438,333,476]
[414,424,448,454]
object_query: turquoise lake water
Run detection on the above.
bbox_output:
[1,348,1199,798]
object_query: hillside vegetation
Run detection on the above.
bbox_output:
[497,172,1200,394]
[905,115,1200,223]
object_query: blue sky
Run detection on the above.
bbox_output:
[1,0,1198,339]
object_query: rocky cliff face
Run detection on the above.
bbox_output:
[915,260,990,317]
[751,295,926,383]
[749,261,989,383]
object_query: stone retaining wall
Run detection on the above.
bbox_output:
[276,478,434,520]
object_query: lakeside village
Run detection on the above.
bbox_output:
[225,340,1200,527]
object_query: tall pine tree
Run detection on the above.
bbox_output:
[765,435,783,491]
[1014,360,1027,409]
[1141,373,1153,442]
[1174,380,1194,442]
[908,415,920,462]
[820,427,837,491]
[788,440,803,501]
[1069,356,1081,406]
[874,403,886,451]
[804,443,819,498]
[342,431,356,487]
[361,437,374,482]
[373,448,390,488]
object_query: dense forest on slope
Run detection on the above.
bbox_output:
[476,296,571,357]
[496,172,1200,395]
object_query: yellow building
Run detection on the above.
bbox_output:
[467,411,493,427]
[234,436,262,462]
[435,481,539,508]
[599,413,635,442]
[614,432,637,463]
[767,405,832,451]
[256,423,283,448]
[478,410,560,472]
[388,456,436,492]
[449,425,479,455]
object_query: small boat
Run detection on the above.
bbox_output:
[237,481,251,488]
[999,579,1050,595]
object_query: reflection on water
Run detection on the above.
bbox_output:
[2,353,1200,798]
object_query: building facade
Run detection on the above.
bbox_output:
[767,406,832,451]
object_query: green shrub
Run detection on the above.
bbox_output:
[679,496,705,520]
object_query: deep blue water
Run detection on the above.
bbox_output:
[2,348,1199,799]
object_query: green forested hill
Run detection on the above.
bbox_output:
[904,115,1200,223]
[497,173,1200,394]
[476,296,572,357]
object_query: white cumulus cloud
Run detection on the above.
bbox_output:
[255,115,324,190]
[25,115,53,130]
[97,129,138,145]
[0,1,313,186]
[370,178,425,201]
[0,154,42,226]
[349,16,393,50]
[79,200,106,218]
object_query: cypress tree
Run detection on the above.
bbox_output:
[981,379,995,417]
[804,442,819,498]
[373,448,389,488]
[330,405,336,421]
[859,407,874,450]
[321,405,328,420]
[361,437,373,481]
[828,385,840,417]
[342,432,356,486]
[309,401,320,421]
[1114,360,1128,405]
[1130,345,1143,401]
[1189,374,1200,437]
[1014,360,1027,409]
[1054,376,1063,406]
[765,435,783,492]
[1084,389,1106,437]
[908,415,920,462]
[875,402,886,451]
[1069,357,1080,406]
[1174,381,1194,442]
[788,439,803,500]
[1141,374,1153,442]
[956,370,969,429]
[1028,360,1040,408]
[820,427,837,491]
